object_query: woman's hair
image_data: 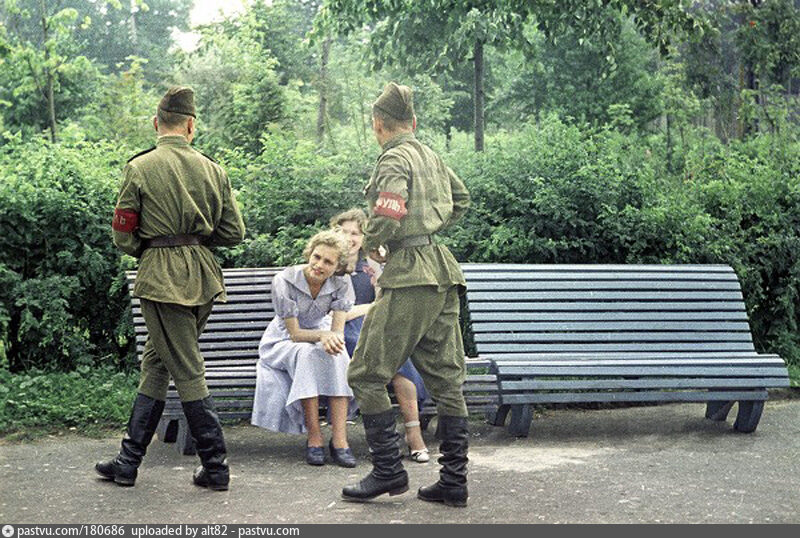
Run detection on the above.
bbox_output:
[329,208,367,232]
[302,229,350,273]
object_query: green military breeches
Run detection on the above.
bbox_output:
[348,285,467,417]
[138,298,214,402]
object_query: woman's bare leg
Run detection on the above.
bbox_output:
[328,396,350,449]
[301,397,323,447]
[392,374,427,452]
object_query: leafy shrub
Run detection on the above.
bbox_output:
[0,136,133,371]
[0,366,139,435]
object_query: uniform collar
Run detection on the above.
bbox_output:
[156,135,190,147]
[381,132,415,152]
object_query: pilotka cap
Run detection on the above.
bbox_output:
[158,86,196,118]
[373,82,414,121]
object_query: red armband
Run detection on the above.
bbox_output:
[373,192,407,221]
[112,208,139,233]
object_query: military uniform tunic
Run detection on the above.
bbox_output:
[348,132,471,417]
[113,135,245,402]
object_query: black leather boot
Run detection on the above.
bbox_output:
[182,397,230,491]
[418,415,469,507]
[341,409,409,502]
[95,393,165,486]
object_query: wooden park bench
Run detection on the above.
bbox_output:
[462,264,791,437]
[127,267,498,454]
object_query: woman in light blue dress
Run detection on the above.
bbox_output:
[251,230,357,467]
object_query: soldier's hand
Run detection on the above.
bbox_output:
[369,247,387,264]
[321,331,345,355]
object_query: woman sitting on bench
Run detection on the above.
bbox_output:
[251,230,357,467]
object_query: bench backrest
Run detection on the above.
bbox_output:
[462,264,757,360]
[130,268,281,368]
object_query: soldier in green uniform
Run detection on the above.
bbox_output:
[342,83,471,507]
[96,87,245,491]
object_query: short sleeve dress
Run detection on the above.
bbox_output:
[251,265,356,434]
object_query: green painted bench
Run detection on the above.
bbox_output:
[462,264,791,437]
[127,267,498,454]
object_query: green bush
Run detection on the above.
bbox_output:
[0,136,134,371]
[0,366,139,435]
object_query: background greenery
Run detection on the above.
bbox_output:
[1,0,799,434]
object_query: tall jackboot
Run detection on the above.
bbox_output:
[182,396,230,491]
[341,409,409,502]
[95,393,165,486]
[417,415,469,507]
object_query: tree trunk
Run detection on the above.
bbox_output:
[473,39,485,152]
[316,37,331,145]
[129,0,139,50]
[39,0,56,143]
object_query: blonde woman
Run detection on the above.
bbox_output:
[251,230,357,467]
[331,209,430,463]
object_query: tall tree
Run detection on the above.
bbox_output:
[70,0,192,79]
[320,0,708,151]
[1,0,101,141]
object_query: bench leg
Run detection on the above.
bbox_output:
[507,405,533,437]
[176,418,197,455]
[705,401,734,422]
[733,400,764,433]
[487,405,510,427]
[156,418,179,443]
[419,414,433,432]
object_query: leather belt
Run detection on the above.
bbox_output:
[144,234,203,248]
[387,234,433,250]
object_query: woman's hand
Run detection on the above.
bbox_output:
[320,331,345,355]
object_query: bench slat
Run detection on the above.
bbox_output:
[468,301,746,312]
[467,280,743,291]
[468,291,745,301]
[462,264,736,273]
[471,321,753,332]
[500,377,789,391]
[493,366,790,378]
[478,342,756,353]
[500,390,768,405]
[474,331,754,343]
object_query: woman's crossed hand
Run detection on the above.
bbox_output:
[320,331,345,355]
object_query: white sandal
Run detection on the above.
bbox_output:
[409,447,430,463]
[404,421,430,463]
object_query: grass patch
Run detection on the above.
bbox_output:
[0,366,139,439]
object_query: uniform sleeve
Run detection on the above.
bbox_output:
[272,274,299,319]
[444,164,470,228]
[330,276,354,312]
[112,164,144,258]
[363,152,409,252]
[205,171,246,247]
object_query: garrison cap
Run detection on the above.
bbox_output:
[158,86,196,118]
[373,82,414,121]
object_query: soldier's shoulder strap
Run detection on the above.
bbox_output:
[197,150,218,164]
[127,147,156,163]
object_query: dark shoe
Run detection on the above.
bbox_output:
[418,415,469,507]
[343,473,409,501]
[329,440,357,468]
[193,464,229,491]
[341,410,408,502]
[95,459,136,487]
[306,444,325,466]
[95,393,165,487]
[182,397,230,491]
[417,482,468,507]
